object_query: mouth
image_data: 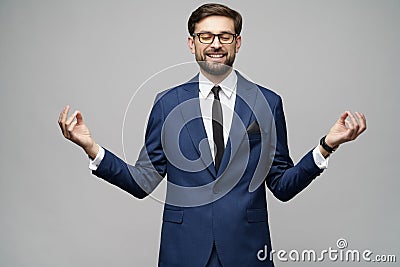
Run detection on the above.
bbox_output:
[205,53,226,63]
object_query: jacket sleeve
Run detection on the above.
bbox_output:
[92,98,166,199]
[265,96,324,202]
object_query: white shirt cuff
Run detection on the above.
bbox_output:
[89,145,105,171]
[312,146,329,169]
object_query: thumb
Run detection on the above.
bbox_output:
[76,111,84,124]
[338,111,349,123]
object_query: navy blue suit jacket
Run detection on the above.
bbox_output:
[93,71,323,266]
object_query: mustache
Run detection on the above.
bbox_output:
[204,49,226,54]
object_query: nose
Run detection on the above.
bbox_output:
[210,35,222,49]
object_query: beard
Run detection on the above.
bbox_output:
[195,49,235,76]
[197,61,232,76]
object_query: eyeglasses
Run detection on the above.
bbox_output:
[192,32,238,44]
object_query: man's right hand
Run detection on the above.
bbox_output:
[58,105,99,159]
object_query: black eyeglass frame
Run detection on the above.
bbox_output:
[191,32,238,44]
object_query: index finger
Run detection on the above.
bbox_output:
[58,105,70,124]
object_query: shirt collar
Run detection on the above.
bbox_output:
[198,70,237,99]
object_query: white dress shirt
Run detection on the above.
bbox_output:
[199,70,237,160]
[90,71,328,170]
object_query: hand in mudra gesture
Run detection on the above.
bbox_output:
[321,111,367,156]
[58,105,98,159]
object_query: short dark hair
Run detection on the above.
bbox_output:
[188,3,242,35]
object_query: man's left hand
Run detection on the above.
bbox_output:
[322,111,367,156]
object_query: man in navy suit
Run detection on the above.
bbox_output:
[58,3,366,266]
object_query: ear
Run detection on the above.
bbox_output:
[235,35,242,53]
[188,36,195,54]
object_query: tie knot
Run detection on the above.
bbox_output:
[211,86,221,99]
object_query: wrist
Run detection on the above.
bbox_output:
[320,135,339,155]
[325,137,338,149]
[84,142,99,160]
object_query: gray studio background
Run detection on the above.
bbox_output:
[1,0,399,266]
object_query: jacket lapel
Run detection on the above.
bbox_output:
[177,75,217,177]
[218,72,259,175]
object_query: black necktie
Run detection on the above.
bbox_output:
[211,86,224,172]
